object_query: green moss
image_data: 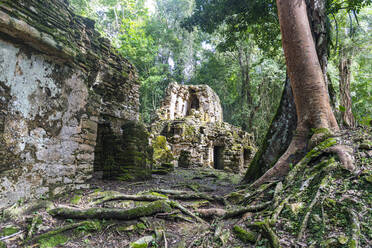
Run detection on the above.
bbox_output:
[39,234,68,248]
[131,243,148,248]
[147,192,168,198]
[311,128,332,135]
[136,223,146,230]
[76,220,102,233]
[303,138,337,163]
[152,136,174,164]
[226,192,244,204]
[0,226,19,237]
[233,225,257,243]
[70,195,82,205]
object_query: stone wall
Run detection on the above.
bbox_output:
[155,83,223,123]
[151,83,255,173]
[0,0,145,208]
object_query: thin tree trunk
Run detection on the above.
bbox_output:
[338,55,355,128]
[250,0,340,187]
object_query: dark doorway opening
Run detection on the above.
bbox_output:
[93,123,114,173]
[187,89,200,116]
[214,146,224,170]
[243,148,251,166]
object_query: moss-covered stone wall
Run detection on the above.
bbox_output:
[151,84,256,173]
[0,0,142,208]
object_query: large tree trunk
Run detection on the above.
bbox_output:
[250,0,340,187]
[243,77,296,183]
[338,55,355,128]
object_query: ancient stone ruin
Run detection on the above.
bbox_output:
[151,83,255,173]
[0,0,152,208]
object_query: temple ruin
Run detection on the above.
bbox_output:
[0,0,151,208]
[151,83,255,173]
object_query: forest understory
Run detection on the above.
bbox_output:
[0,128,371,248]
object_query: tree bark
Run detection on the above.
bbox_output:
[243,77,296,183]
[250,0,340,187]
[338,55,355,128]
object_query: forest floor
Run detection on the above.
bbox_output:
[0,128,371,248]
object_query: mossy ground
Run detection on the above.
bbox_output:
[0,128,370,247]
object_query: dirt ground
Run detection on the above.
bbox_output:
[0,168,247,248]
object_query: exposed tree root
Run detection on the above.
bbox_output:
[273,182,283,208]
[251,129,355,189]
[242,181,277,205]
[93,194,166,205]
[27,221,92,244]
[250,133,308,188]
[223,201,272,219]
[348,209,360,248]
[195,201,271,219]
[49,200,172,220]
[327,145,355,171]
[152,189,225,204]
[297,183,322,241]
[195,208,226,219]
[167,200,207,224]
[249,219,281,248]
[270,196,289,224]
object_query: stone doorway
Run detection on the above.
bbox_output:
[187,89,200,116]
[93,123,115,175]
[243,148,251,166]
[213,146,224,170]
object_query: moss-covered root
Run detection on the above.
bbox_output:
[242,181,277,205]
[233,225,258,243]
[348,209,360,248]
[223,201,272,219]
[285,138,337,184]
[270,196,289,224]
[92,194,166,206]
[297,186,322,241]
[49,200,172,220]
[251,219,281,248]
[28,221,92,244]
[166,200,207,224]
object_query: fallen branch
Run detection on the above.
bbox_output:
[49,200,172,220]
[0,230,24,241]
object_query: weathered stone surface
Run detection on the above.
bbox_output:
[155,83,223,123]
[94,120,152,181]
[151,83,255,173]
[0,0,145,208]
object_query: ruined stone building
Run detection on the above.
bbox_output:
[0,0,151,208]
[151,83,255,173]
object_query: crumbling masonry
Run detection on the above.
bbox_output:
[0,0,151,208]
[151,83,255,173]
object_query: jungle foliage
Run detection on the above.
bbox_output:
[69,0,371,143]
